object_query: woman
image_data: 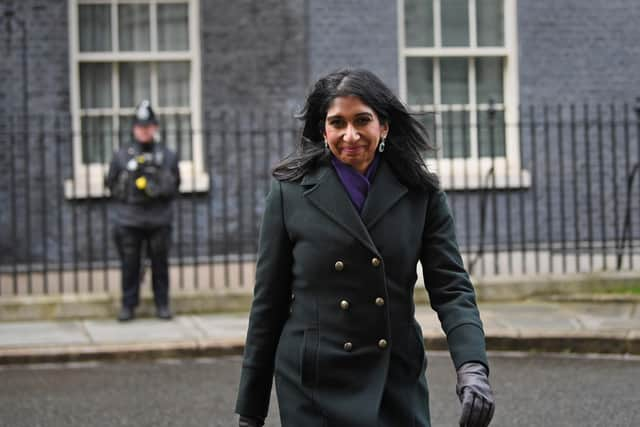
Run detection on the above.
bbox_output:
[235,69,495,427]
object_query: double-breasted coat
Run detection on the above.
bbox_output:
[235,157,487,427]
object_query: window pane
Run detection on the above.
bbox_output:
[80,63,112,108]
[118,115,134,146]
[441,58,468,104]
[159,114,192,160]
[405,0,433,47]
[478,110,505,157]
[82,116,114,163]
[407,58,433,105]
[158,4,189,51]
[441,109,470,158]
[477,0,504,46]
[441,0,469,47]
[118,4,150,51]
[158,62,190,107]
[79,5,111,52]
[120,62,151,108]
[476,58,503,104]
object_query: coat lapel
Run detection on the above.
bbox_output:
[360,159,408,230]
[302,160,379,255]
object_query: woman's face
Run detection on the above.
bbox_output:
[323,95,388,174]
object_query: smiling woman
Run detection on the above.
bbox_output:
[235,68,495,427]
[323,96,389,174]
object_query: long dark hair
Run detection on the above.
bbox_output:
[273,68,439,190]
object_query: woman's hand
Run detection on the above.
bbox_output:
[456,362,495,427]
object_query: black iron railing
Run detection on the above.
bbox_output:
[1,103,640,296]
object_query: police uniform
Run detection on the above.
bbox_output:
[105,101,181,320]
[235,157,487,426]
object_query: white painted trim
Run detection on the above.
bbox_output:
[409,103,506,112]
[68,1,83,181]
[503,0,521,171]
[397,0,407,99]
[77,0,189,4]
[469,59,479,159]
[440,171,531,190]
[433,59,443,151]
[80,106,194,115]
[111,1,118,52]
[77,52,193,61]
[150,0,158,52]
[469,0,477,48]
[68,0,208,197]
[189,0,205,177]
[434,0,442,48]
[150,61,158,108]
[404,47,509,57]
[428,157,531,190]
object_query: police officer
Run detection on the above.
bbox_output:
[106,100,180,321]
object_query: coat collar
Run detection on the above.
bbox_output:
[301,157,408,254]
[360,159,408,229]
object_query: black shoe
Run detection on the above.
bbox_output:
[156,305,173,320]
[118,306,135,322]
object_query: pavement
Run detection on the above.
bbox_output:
[1,297,639,364]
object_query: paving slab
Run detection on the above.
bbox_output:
[561,302,636,317]
[190,314,249,340]
[83,318,196,344]
[0,321,90,347]
[0,301,639,364]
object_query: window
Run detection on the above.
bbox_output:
[399,0,529,189]
[67,0,207,198]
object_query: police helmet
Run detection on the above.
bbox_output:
[133,100,158,126]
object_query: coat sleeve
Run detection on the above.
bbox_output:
[420,190,488,370]
[171,149,181,193]
[104,150,121,193]
[235,179,293,419]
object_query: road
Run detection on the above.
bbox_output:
[1,352,638,427]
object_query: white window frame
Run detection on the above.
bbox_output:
[66,0,208,198]
[398,0,530,189]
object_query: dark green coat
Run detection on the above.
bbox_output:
[236,158,487,427]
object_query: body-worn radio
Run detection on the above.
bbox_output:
[112,145,177,203]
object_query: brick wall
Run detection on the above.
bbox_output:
[200,0,307,111]
[308,0,399,94]
[0,1,70,118]
[518,0,640,104]
[0,0,72,268]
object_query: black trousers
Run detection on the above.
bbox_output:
[113,225,172,308]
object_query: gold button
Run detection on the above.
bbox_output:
[335,261,344,271]
[375,297,385,307]
[371,257,381,267]
[339,300,350,310]
[378,339,388,349]
[343,342,353,352]
[291,293,295,301]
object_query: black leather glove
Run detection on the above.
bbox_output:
[456,362,495,427]
[238,415,264,427]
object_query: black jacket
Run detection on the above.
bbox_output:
[105,141,180,228]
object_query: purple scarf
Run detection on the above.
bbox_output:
[331,154,380,214]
